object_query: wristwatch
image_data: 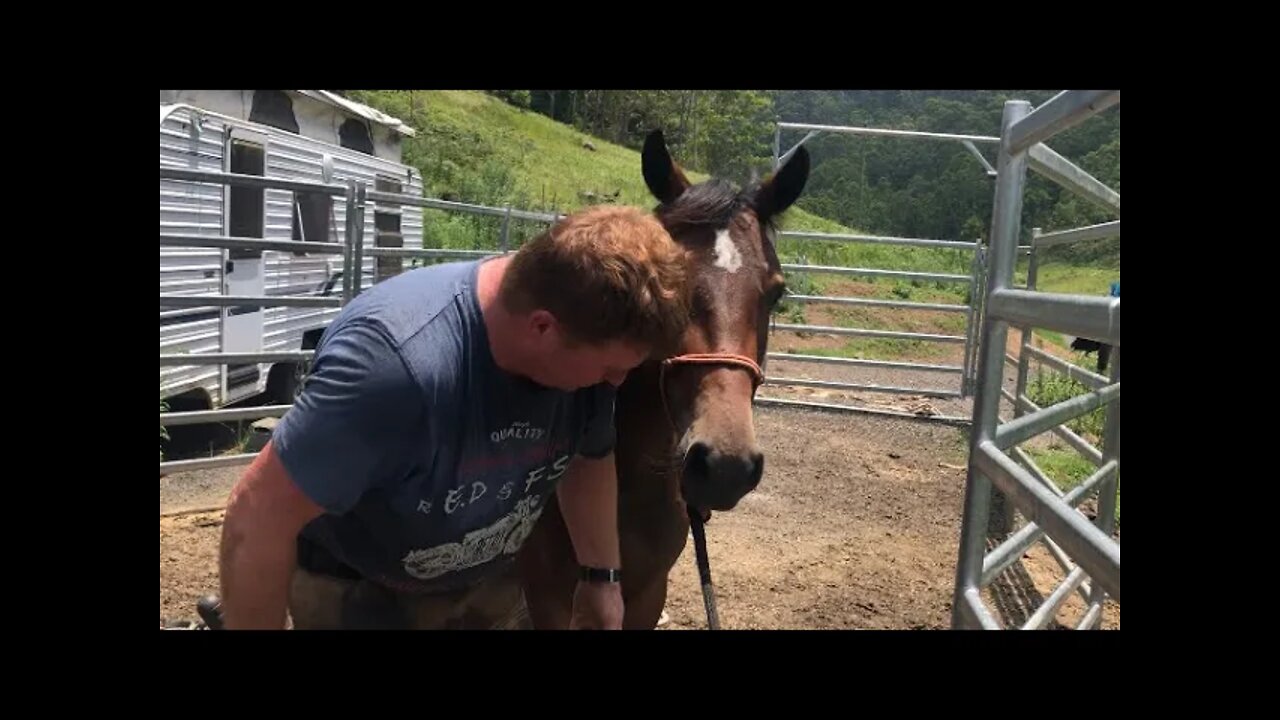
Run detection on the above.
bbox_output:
[579,566,622,583]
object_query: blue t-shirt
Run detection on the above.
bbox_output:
[272,259,616,594]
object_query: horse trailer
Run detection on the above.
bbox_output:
[160,90,424,411]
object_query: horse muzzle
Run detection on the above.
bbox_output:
[662,351,766,512]
[680,440,764,511]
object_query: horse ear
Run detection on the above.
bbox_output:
[755,146,810,220]
[643,130,691,204]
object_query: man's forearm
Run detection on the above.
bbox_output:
[219,504,297,629]
[218,443,325,629]
[556,453,621,569]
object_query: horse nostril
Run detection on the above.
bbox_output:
[681,443,765,510]
[684,443,763,490]
[685,442,712,484]
[747,451,764,488]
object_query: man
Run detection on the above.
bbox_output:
[216,205,691,629]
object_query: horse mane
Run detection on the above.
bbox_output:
[654,176,781,241]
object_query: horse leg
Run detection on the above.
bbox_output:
[617,512,688,630]
[622,575,670,629]
[517,498,578,629]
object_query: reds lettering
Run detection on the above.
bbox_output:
[525,453,571,492]
[440,453,573,515]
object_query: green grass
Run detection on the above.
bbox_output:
[942,428,1119,526]
[348,92,1114,293]
[1023,446,1120,525]
[1033,262,1120,296]
[771,270,973,361]
[1026,364,1107,439]
[1013,258,1119,350]
[780,338,951,362]
[1021,360,1118,525]
[348,90,859,253]
[1034,328,1068,348]
[1013,260,1119,527]
[818,305,968,335]
[779,237,973,275]
[346,91,981,281]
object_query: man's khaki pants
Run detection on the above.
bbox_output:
[288,566,533,630]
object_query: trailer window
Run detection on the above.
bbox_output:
[249,90,300,135]
[228,138,264,260]
[374,176,403,280]
[340,118,375,156]
[292,192,334,256]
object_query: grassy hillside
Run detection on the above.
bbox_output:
[348,90,1112,362]
[350,91,850,239]
[352,90,974,274]
[1032,262,1119,296]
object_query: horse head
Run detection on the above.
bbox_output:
[640,129,809,512]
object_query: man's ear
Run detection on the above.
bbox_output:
[528,309,554,333]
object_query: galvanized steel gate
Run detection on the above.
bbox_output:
[950,92,1121,630]
[755,122,1007,424]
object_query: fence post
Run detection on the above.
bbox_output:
[773,123,782,172]
[951,100,1032,629]
[1084,290,1121,627]
[1015,230,1041,407]
[500,206,512,252]
[351,184,367,297]
[961,240,984,397]
[1001,228,1043,536]
[342,181,358,306]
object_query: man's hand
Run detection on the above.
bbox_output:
[570,580,624,629]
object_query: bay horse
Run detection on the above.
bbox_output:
[517,130,810,629]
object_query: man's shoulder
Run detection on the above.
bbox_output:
[337,261,481,347]
[345,262,491,395]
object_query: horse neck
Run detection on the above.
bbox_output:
[613,363,681,504]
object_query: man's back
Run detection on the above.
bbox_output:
[272,260,615,593]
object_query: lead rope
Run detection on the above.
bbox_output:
[687,505,720,630]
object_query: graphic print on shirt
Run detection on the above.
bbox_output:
[490,420,547,444]
[400,449,573,581]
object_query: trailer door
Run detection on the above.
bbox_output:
[221,127,268,395]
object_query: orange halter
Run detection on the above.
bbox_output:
[658,352,765,431]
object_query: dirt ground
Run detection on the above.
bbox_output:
[160,394,1119,631]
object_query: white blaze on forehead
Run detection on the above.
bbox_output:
[713,228,743,273]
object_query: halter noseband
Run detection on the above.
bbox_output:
[658,352,764,431]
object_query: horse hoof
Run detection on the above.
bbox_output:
[657,610,670,627]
